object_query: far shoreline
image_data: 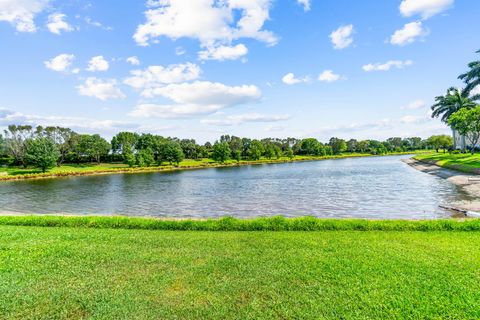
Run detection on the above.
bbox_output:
[0,152,416,182]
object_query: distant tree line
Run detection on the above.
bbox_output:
[0,124,446,172]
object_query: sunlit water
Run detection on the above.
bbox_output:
[0,155,470,219]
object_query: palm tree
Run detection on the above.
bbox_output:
[431,87,475,123]
[459,49,480,100]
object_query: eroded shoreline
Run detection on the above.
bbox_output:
[403,158,480,213]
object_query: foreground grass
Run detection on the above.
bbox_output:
[415,152,480,173]
[1,215,480,231]
[0,151,427,181]
[0,223,479,319]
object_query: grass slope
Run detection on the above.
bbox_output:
[0,225,479,319]
[415,152,480,173]
[0,151,427,181]
[1,215,480,231]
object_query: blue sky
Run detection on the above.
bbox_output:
[0,0,479,142]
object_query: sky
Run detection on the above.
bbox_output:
[0,0,479,143]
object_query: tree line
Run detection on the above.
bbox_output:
[0,124,447,172]
[431,49,480,154]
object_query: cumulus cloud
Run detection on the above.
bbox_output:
[44,53,75,72]
[401,100,426,110]
[318,70,342,82]
[297,0,311,11]
[399,0,454,19]
[129,81,261,118]
[201,113,291,126]
[46,13,73,35]
[329,24,354,50]
[0,0,50,32]
[390,21,428,46]
[124,63,201,95]
[87,56,110,72]
[77,77,126,101]
[282,73,309,85]
[362,60,413,72]
[126,56,140,66]
[133,0,277,60]
[198,44,248,61]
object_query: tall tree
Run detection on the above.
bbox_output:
[78,134,110,163]
[3,125,33,167]
[25,137,60,173]
[212,142,231,163]
[448,106,480,154]
[247,140,264,160]
[329,137,347,155]
[431,87,475,123]
[459,49,480,100]
[43,126,77,166]
[158,140,184,165]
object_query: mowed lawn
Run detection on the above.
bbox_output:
[1,226,480,319]
[415,152,480,172]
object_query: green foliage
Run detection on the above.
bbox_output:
[431,87,475,123]
[212,142,231,163]
[159,140,184,165]
[458,49,480,99]
[427,135,453,153]
[137,147,155,167]
[247,140,264,160]
[284,148,295,159]
[329,137,347,154]
[78,134,110,163]
[25,137,60,173]
[449,106,480,153]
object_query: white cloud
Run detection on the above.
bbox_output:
[46,13,73,35]
[362,60,413,72]
[126,56,140,66]
[175,46,186,55]
[77,77,126,101]
[400,115,426,124]
[124,63,201,94]
[318,70,342,82]
[390,21,428,46]
[44,53,75,72]
[329,24,354,50]
[401,99,426,110]
[202,113,291,126]
[282,73,309,85]
[84,17,113,31]
[87,55,110,72]
[297,0,311,11]
[129,81,261,118]
[133,0,277,53]
[198,44,248,61]
[399,0,454,19]
[0,0,50,32]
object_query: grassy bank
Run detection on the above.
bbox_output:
[414,152,480,174]
[0,151,426,181]
[1,215,480,231]
[1,223,479,319]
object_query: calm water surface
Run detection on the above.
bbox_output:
[0,155,470,219]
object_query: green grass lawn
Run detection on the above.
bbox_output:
[415,152,480,173]
[0,223,479,319]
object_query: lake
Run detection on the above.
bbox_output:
[0,155,469,219]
